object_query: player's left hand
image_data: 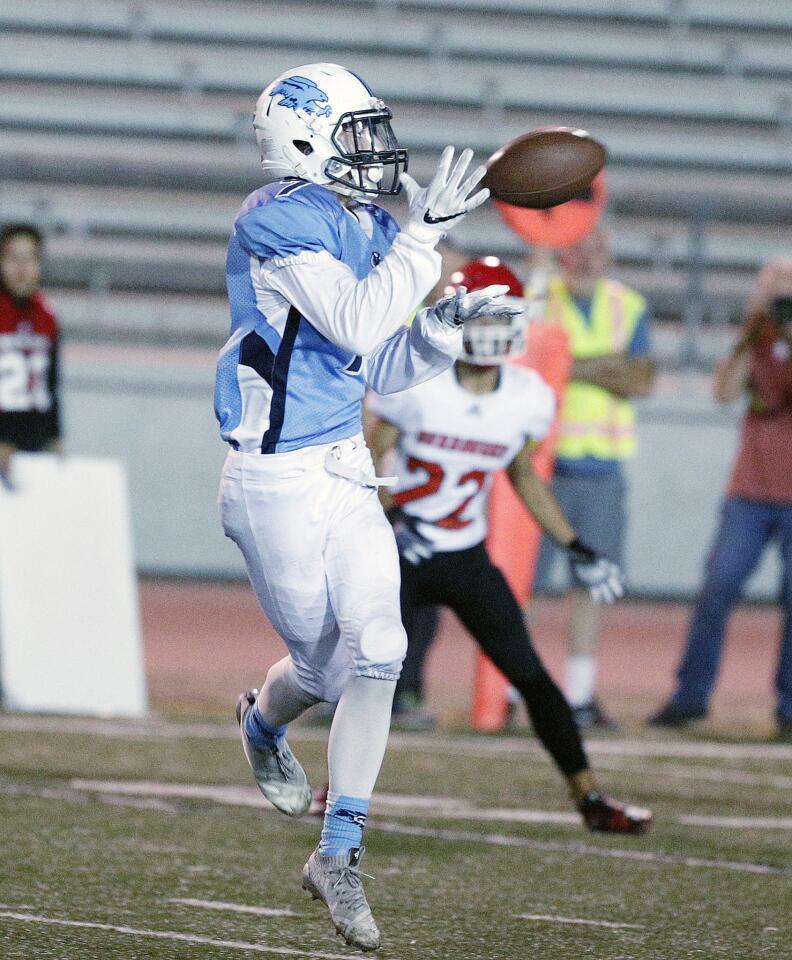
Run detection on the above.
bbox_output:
[567,538,624,604]
[387,507,433,564]
[432,284,524,330]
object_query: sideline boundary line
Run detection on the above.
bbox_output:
[372,821,792,877]
[2,714,792,761]
[1,778,789,878]
[0,910,362,958]
[516,913,644,930]
[69,778,792,832]
[168,898,297,918]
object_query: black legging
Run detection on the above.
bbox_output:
[398,542,588,776]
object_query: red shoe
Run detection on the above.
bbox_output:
[579,791,653,834]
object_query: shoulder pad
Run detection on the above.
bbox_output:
[234,181,344,261]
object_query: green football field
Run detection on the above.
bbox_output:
[1,714,791,960]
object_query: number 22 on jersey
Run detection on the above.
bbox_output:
[393,455,486,529]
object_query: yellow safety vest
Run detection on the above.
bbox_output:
[545,277,646,462]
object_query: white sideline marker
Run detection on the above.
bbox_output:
[70,779,792,833]
[3,778,788,877]
[5,714,792,762]
[168,898,297,917]
[373,821,788,876]
[517,914,644,930]
[0,910,353,959]
[679,815,792,830]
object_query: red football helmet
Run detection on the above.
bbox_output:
[445,257,526,365]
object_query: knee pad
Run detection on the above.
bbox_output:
[354,616,408,681]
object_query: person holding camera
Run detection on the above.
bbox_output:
[650,260,792,739]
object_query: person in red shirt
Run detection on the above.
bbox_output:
[0,223,61,485]
[650,260,792,739]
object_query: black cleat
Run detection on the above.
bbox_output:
[580,791,653,834]
[648,702,707,728]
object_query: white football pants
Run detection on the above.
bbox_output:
[219,434,407,704]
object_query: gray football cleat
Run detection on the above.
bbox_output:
[302,846,381,951]
[235,690,312,817]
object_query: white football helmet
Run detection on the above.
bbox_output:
[253,62,407,197]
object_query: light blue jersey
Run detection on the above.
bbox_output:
[215,179,400,453]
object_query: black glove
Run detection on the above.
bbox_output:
[566,538,624,604]
[387,507,433,565]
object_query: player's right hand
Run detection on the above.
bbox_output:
[387,507,434,564]
[401,146,489,245]
[431,284,524,330]
[567,539,624,604]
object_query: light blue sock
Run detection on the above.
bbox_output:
[319,793,370,857]
[244,703,286,750]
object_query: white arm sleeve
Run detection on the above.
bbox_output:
[260,232,441,357]
[364,306,462,395]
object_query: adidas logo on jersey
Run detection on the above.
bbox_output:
[466,404,482,416]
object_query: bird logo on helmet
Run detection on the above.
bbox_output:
[446,257,527,365]
[253,62,408,197]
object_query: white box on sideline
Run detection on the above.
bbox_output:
[0,454,147,717]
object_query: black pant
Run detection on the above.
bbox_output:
[398,542,588,776]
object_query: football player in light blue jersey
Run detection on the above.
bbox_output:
[215,62,520,951]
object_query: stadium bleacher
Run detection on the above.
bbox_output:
[1,0,791,358]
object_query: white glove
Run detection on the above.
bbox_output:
[401,145,489,245]
[431,283,524,330]
[567,539,624,604]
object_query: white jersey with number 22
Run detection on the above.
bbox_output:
[368,364,555,552]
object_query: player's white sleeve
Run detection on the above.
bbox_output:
[260,233,441,357]
[363,306,461,395]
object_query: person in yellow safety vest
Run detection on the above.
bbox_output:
[534,225,656,729]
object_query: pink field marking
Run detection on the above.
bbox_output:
[516,913,644,930]
[0,910,361,959]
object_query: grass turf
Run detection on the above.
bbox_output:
[1,718,791,959]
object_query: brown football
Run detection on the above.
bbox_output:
[483,127,607,209]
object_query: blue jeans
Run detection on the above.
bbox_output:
[672,496,792,721]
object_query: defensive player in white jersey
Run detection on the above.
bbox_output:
[368,257,654,833]
[214,64,518,951]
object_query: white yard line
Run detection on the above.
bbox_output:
[4,714,792,762]
[168,898,297,918]
[516,913,644,930]
[594,757,792,790]
[72,779,269,808]
[68,779,578,827]
[679,815,792,830]
[1,776,788,876]
[63,778,792,875]
[0,910,359,959]
[372,821,791,877]
[70,779,792,832]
